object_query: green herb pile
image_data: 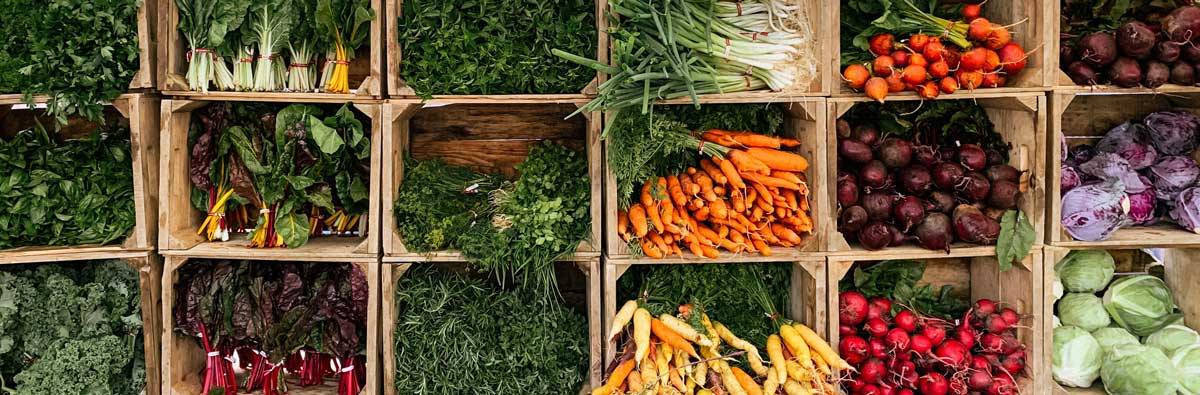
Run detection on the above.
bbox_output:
[397,0,596,96]
[840,260,969,320]
[617,263,790,346]
[0,0,142,122]
[0,125,135,250]
[0,260,145,395]
[606,104,784,208]
[392,265,588,394]
[394,141,591,293]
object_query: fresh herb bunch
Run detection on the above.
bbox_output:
[397,0,596,96]
[0,0,142,122]
[392,265,588,394]
[392,158,502,252]
[844,100,1010,162]
[0,260,145,395]
[607,104,785,208]
[0,125,135,250]
[617,263,790,346]
[840,260,969,320]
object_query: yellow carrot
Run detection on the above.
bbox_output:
[767,334,787,382]
[609,300,638,341]
[793,323,851,370]
[634,308,652,366]
[660,314,714,348]
[782,379,811,395]
[716,323,767,376]
[779,324,813,369]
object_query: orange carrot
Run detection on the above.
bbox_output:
[799,194,810,211]
[731,367,763,395]
[704,129,794,149]
[710,199,729,220]
[745,187,758,208]
[679,173,699,196]
[731,189,746,213]
[698,244,720,258]
[750,206,764,222]
[683,234,705,257]
[689,198,705,211]
[686,167,698,175]
[752,238,772,256]
[628,206,648,237]
[660,201,676,232]
[651,319,699,357]
[640,239,664,258]
[647,232,670,254]
[645,203,664,233]
[772,224,803,244]
[695,174,718,201]
[694,206,711,221]
[712,218,749,234]
[755,195,774,213]
[785,191,799,210]
[713,186,726,197]
[750,181,772,202]
[746,147,808,172]
[716,158,746,190]
[716,224,729,240]
[741,171,802,191]
[666,175,687,205]
[729,150,771,174]
[607,359,636,390]
[700,159,728,185]
[770,170,803,185]
[617,210,630,241]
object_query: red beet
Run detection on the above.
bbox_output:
[1170,61,1196,85]
[957,325,978,349]
[953,204,1000,244]
[862,384,882,395]
[1186,44,1200,63]
[1157,41,1181,63]
[893,196,927,231]
[928,191,957,214]
[988,180,1020,209]
[854,125,881,146]
[914,212,954,251]
[1066,61,1100,85]
[839,205,869,235]
[1117,21,1156,59]
[1079,32,1119,67]
[1002,350,1026,375]
[887,224,909,247]
[899,165,933,196]
[1109,57,1143,87]
[1163,6,1200,43]
[841,138,875,163]
[957,144,988,171]
[933,162,966,190]
[968,370,994,391]
[957,172,992,202]
[1145,60,1170,88]
[980,332,1005,353]
[879,138,914,168]
[987,374,1017,395]
[894,360,919,388]
[859,221,894,250]
[934,340,969,368]
[840,290,870,325]
[869,337,889,359]
[866,318,890,339]
[950,377,970,395]
[970,355,992,372]
[838,175,861,206]
[837,119,851,138]
[860,160,889,189]
[1000,307,1019,325]
[914,145,939,164]
[840,335,870,365]
[985,164,1020,183]
[840,324,857,337]
[1000,331,1022,354]
[863,193,894,221]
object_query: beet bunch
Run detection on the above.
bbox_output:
[1063,6,1200,88]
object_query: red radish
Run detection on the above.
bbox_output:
[866,318,890,338]
[841,324,858,337]
[922,323,948,346]
[973,299,998,317]
[885,73,905,93]
[1000,332,1021,354]
[919,372,950,395]
[958,70,984,89]
[997,43,1027,75]
[908,53,928,68]
[960,48,988,71]
[950,377,970,395]
[848,378,867,393]
[869,337,889,359]
[897,390,915,395]
[970,355,992,372]
[934,339,969,367]
[840,291,870,325]
[879,383,897,395]
[916,81,940,99]
[866,77,889,102]
[968,370,993,391]
[940,77,960,94]
[984,24,1011,49]
[886,328,912,352]
[891,50,910,67]
[895,361,919,388]
[861,358,886,384]
[869,297,893,319]
[874,56,896,77]
[968,18,993,41]
[909,33,931,52]
[1000,308,1019,326]
[1001,350,1026,375]
[894,310,918,333]
[962,3,981,20]
[871,33,896,56]
[844,64,871,89]
[840,335,870,365]
[986,313,1011,333]
[987,374,1016,395]
[862,383,882,395]
[902,64,927,85]
[910,334,933,354]
[980,333,1005,353]
[923,42,947,62]
[956,325,977,349]
[929,61,950,79]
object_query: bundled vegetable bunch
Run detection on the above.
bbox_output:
[1060,111,1200,241]
[189,103,372,249]
[836,101,1035,260]
[0,0,141,121]
[0,261,145,395]
[838,291,1028,395]
[599,300,845,395]
[0,122,135,250]
[175,0,374,93]
[173,260,369,395]
[394,141,590,292]
[555,0,818,114]
[1061,3,1200,88]
[392,265,588,394]
[841,0,1029,101]
[397,0,595,96]
[1050,250,1195,394]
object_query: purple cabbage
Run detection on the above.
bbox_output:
[1068,144,1098,166]
[1096,122,1157,170]
[1150,155,1200,203]
[1128,176,1157,225]
[1145,111,1200,156]
[1171,187,1200,234]
[1079,152,1150,193]
[1061,182,1131,241]
[1062,165,1082,192]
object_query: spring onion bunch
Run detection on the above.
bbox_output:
[554,0,817,114]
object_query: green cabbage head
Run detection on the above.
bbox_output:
[1103,275,1181,336]
[1055,250,1115,293]
[1058,293,1111,331]
[1145,324,1200,356]
[1172,344,1200,395]
[1053,326,1102,388]
[1090,326,1139,358]
[1101,343,1180,395]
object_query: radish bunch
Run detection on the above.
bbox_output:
[837,291,1028,395]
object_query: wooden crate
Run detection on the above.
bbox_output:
[826,93,1047,255]
[379,100,603,261]
[602,98,829,261]
[0,93,160,261]
[1043,245,1200,395]
[385,0,605,100]
[1048,91,1200,248]
[160,256,380,395]
[832,0,1052,97]
[0,250,163,395]
[157,99,382,259]
[828,248,1046,394]
[602,256,828,366]
[156,0,383,99]
[380,259,603,394]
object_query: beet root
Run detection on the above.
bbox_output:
[957,172,992,202]
[900,165,933,196]
[915,212,954,251]
[840,139,874,163]
[988,180,1020,209]
[837,175,861,207]
[862,192,894,221]
[1117,21,1155,59]
[1185,45,1200,63]
[839,205,869,235]
[859,221,894,250]
[1078,32,1118,67]
[958,144,988,171]
[853,125,880,146]
[1163,6,1200,43]
[1156,41,1181,63]
[933,162,967,190]
[887,224,909,247]
[953,204,1001,245]
[1170,62,1196,86]
[878,138,914,168]
[1066,61,1099,85]
[1144,61,1170,88]
[928,191,957,214]
[894,196,927,231]
[1108,57,1143,87]
[985,164,1021,183]
[859,160,889,189]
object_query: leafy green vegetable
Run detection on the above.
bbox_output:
[0,260,144,395]
[392,157,499,252]
[392,265,588,394]
[997,210,1035,271]
[0,0,143,122]
[841,260,968,319]
[315,0,375,93]
[397,0,596,96]
[840,0,961,66]
[0,124,135,250]
[176,0,255,91]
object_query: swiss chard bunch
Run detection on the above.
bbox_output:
[0,124,135,250]
[315,0,374,93]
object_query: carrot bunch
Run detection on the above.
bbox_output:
[616,130,814,259]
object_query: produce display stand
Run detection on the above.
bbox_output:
[0,250,164,395]
[601,255,829,365]
[826,247,1047,394]
[160,256,379,395]
[380,259,604,393]
[825,92,1047,255]
[1042,245,1200,395]
[831,0,1052,98]
[0,93,160,261]
[379,100,603,261]
[601,97,830,261]
[1048,91,1200,248]
[156,0,384,99]
[385,0,608,101]
[156,98,383,259]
